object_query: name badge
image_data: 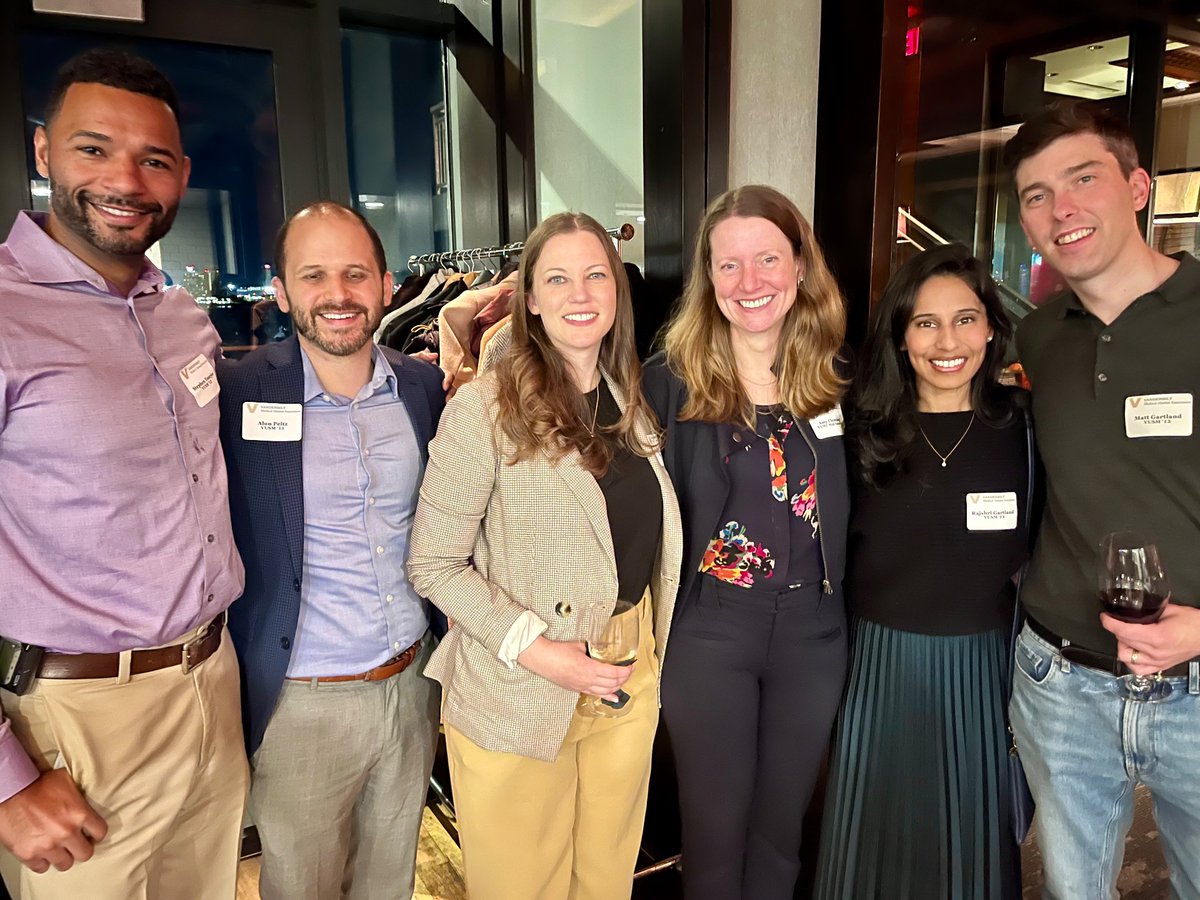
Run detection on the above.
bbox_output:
[966,491,1018,531]
[809,404,845,439]
[1124,393,1193,438]
[242,402,302,441]
[179,354,219,408]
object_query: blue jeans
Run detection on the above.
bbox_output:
[1009,623,1200,900]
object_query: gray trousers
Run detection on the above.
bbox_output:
[249,637,440,900]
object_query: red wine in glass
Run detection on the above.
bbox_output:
[1099,588,1167,624]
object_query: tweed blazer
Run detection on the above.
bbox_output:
[407,370,682,761]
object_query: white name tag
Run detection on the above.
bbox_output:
[179,354,219,408]
[1124,393,1193,438]
[809,404,845,439]
[242,402,302,441]
[966,491,1018,531]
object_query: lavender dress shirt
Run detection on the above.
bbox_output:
[0,211,245,801]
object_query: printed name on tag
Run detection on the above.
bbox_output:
[809,404,845,439]
[1124,393,1193,438]
[242,402,303,442]
[965,491,1018,532]
[179,354,219,408]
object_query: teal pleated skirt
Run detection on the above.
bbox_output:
[815,619,1020,900]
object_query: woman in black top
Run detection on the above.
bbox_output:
[815,244,1028,900]
[644,185,850,900]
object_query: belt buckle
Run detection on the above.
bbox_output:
[180,625,210,675]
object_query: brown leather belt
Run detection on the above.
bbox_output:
[38,614,225,680]
[286,638,423,684]
[1027,616,1197,678]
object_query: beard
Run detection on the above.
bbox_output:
[49,182,177,257]
[290,300,384,357]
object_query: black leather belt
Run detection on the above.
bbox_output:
[1026,616,1196,678]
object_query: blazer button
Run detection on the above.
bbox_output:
[732,431,742,442]
[555,601,573,617]
[293,579,301,592]
[280,636,291,650]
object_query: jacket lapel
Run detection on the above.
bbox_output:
[391,358,433,461]
[259,338,306,581]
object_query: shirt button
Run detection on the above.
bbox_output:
[280,636,291,650]
[206,593,214,603]
[364,449,370,457]
[386,593,395,603]
[322,393,332,402]
[206,534,215,543]
[393,641,401,650]
[368,497,376,506]
[376,546,384,555]
[1101,334,1112,343]
[1097,373,1108,383]
[192,474,199,483]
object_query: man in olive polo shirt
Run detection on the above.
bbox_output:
[1005,102,1200,899]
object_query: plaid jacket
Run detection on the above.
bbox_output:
[407,370,682,761]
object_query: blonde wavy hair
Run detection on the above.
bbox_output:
[495,212,659,475]
[662,185,847,426]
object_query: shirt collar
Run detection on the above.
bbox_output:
[3,210,164,298]
[1057,251,1200,318]
[300,343,398,404]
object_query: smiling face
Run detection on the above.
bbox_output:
[34,82,189,273]
[1015,131,1150,287]
[525,230,617,381]
[274,211,393,360]
[708,215,802,345]
[903,274,993,411]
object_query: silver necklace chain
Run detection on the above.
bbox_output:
[918,412,975,468]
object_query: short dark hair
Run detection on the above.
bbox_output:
[273,201,389,285]
[1003,101,1139,181]
[45,48,180,125]
[847,243,1015,489]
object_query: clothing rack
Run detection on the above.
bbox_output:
[407,222,636,271]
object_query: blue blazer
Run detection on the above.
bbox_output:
[217,336,446,754]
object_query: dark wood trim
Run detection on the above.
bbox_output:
[705,0,732,201]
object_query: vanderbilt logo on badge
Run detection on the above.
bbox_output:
[969,494,981,504]
[247,403,259,413]
[1124,393,1192,438]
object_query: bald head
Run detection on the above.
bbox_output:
[273,201,387,288]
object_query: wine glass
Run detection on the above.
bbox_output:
[1098,531,1172,701]
[577,599,639,719]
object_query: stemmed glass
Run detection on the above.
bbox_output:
[1098,531,1172,701]
[577,599,639,719]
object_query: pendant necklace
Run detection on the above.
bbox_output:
[583,388,601,436]
[918,412,974,467]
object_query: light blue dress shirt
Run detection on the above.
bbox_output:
[287,345,428,677]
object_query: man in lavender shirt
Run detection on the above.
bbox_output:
[0,50,247,900]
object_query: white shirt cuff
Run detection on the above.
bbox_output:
[498,610,549,668]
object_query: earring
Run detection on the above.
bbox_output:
[986,335,993,342]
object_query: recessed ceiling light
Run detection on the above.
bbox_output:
[1088,44,1104,51]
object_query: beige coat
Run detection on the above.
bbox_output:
[407,370,682,761]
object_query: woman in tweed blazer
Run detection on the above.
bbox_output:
[408,212,682,900]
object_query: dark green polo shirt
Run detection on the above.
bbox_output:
[1016,252,1200,654]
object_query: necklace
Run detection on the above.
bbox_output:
[918,412,975,467]
[738,370,778,387]
[583,388,601,436]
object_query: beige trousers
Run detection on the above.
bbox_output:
[0,628,248,900]
[248,636,440,900]
[445,596,659,900]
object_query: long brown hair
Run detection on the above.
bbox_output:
[495,212,659,474]
[662,185,847,426]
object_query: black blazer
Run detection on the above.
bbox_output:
[216,336,446,754]
[642,354,850,615]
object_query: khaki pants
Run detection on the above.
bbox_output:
[445,596,658,900]
[0,628,248,900]
[249,635,440,900]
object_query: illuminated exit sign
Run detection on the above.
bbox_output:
[906,26,921,57]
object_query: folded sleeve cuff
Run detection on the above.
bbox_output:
[497,610,549,669]
[0,721,40,804]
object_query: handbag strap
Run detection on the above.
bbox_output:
[1007,403,1036,703]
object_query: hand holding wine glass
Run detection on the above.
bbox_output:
[578,599,640,719]
[1098,531,1171,700]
